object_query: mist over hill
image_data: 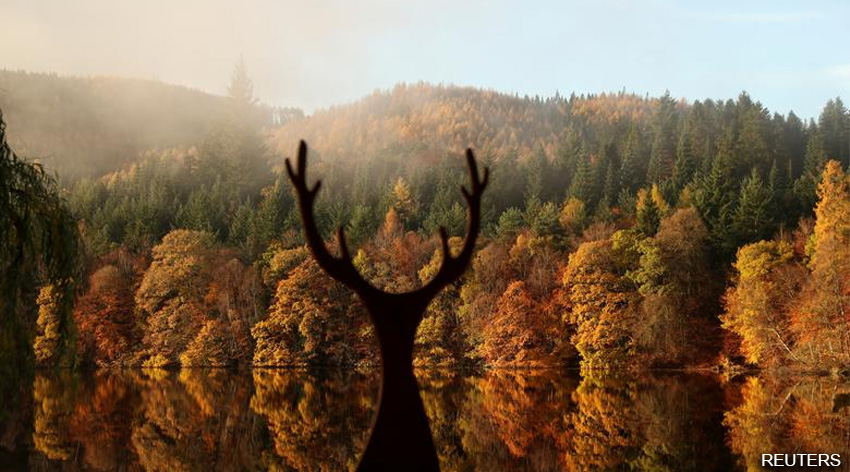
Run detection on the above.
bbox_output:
[1,65,848,381]
[0,69,293,179]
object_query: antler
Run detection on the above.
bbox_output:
[286,141,375,296]
[286,141,488,304]
[412,148,489,301]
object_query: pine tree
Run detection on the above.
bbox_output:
[819,98,849,166]
[524,147,550,202]
[735,96,770,174]
[648,92,678,183]
[734,168,774,244]
[636,188,661,236]
[603,160,618,204]
[423,182,465,237]
[620,124,644,193]
[693,140,738,257]
[673,121,695,192]
[570,150,594,204]
[794,132,827,213]
[228,56,257,109]
[497,207,525,239]
[767,160,787,224]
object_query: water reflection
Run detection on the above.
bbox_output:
[725,375,850,471]
[1,369,847,470]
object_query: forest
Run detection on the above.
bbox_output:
[1,64,848,377]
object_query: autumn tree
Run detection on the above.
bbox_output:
[792,160,850,367]
[135,230,217,366]
[721,240,804,366]
[631,208,718,366]
[33,283,70,367]
[252,257,374,366]
[564,239,637,371]
[480,281,552,366]
[74,263,138,366]
[636,188,661,236]
[414,238,466,366]
[250,369,375,471]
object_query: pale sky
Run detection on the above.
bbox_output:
[1,0,847,119]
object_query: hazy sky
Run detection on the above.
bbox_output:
[1,0,847,119]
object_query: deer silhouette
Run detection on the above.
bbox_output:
[286,141,488,471]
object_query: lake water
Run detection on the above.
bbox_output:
[1,369,848,470]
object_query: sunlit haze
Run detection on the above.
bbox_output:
[1,0,847,118]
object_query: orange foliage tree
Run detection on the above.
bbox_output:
[251,257,373,366]
[74,255,140,366]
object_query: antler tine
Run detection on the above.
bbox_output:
[415,148,488,300]
[286,141,321,198]
[286,141,372,295]
[460,148,489,202]
[337,226,352,260]
[438,226,451,259]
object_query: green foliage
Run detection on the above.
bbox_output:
[636,188,661,236]
[0,111,79,375]
[497,207,525,239]
[7,82,848,372]
[734,169,775,244]
[565,240,638,371]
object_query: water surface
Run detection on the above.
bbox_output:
[1,369,848,470]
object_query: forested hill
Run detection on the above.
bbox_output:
[0,69,296,179]
[271,82,845,176]
[272,83,585,163]
[270,84,847,252]
[6,72,847,372]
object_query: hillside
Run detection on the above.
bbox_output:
[1,71,846,375]
[0,70,283,179]
[271,83,657,166]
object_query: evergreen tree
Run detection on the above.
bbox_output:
[636,188,661,236]
[734,169,774,244]
[570,150,594,204]
[602,160,618,204]
[620,124,644,193]
[819,98,849,166]
[673,121,695,192]
[228,56,257,111]
[497,207,525,239]
[693,140,738,257]
[423,182,465,237]
[647,92,678,183]
[735,95,770,175]
[347,204,376,245]
[252,171,294,248]
[794,132,827,213]
[767,159,788,225]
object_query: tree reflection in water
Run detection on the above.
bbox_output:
[3,369,847,470]
[249,369,377,471]
[725,375,850,471]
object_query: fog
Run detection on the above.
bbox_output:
[1,0,847,117]
[0,0,485,111]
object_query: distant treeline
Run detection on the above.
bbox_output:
[2,71,848,373]
[0,68,301,179]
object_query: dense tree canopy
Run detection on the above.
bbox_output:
[0,72,847,371]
